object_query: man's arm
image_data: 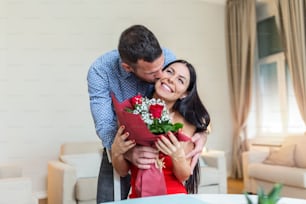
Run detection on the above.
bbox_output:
[87,62,116,149]
[185,132,208,174]
[124,146,158,169]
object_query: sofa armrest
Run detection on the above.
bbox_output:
[242,150,269,192]
[200,150,227,193]
[48,161,77,204]
[0,177,38,204]
[201,150,225,168]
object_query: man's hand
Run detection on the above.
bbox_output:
[185,132,207,174]
[124,146,158,169]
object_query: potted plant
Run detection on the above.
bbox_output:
[245,183,283,204]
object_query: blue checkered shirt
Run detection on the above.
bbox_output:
[87,48,176,149]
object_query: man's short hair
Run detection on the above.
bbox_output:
[118,25,163,66]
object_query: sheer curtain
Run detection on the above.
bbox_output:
[225,0,256,178]
[276,0,306,124]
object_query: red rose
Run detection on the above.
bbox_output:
[131,94,142,107]
[149,104,164,119]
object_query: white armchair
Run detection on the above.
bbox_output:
[198,150,227,194]
[48,141,103,204]
[0,165,38,204]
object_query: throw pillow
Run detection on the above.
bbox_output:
[60,153,102,178]
[263,144,296,167]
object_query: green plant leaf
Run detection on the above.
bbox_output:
[267,183,283,203]
[257,187,267,204]
[255,184,283,204]
[244,192,254,204]
[173,123,183,130]
[149,120,183,134]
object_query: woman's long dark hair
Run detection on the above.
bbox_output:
[163,59,211,194]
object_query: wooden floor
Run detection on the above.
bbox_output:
[227,178,244,194]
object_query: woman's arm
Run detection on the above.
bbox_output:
[155,131,191,182]
[111,126,136,177]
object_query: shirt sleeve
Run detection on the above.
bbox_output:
[162,48,177,65]
[87,62,117,149]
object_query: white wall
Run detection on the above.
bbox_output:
[0,0,231,195]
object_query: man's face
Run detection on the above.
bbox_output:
[132,55,165,83]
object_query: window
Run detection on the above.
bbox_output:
[257,16,283,58]
[248,16,305,139]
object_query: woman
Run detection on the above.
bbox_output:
[111,59,210,197]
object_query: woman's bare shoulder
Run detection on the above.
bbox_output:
[173,112,196,137]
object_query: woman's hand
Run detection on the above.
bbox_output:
[155,131,185,160]
[155,131,191,181]
[111,125,136,177]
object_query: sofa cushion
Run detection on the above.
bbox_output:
[60,153,102,178]
[75,177,98,201]
[263,144,296,167]
[249,163,306,188]
[199,166,220,186]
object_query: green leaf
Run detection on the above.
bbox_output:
[125,108,133,113]
[267,184,283,203]
[173,123,183,130]
[244,192,254,204]
[257,187,267,204]
[255,184,283,204]
[149,120,183,134]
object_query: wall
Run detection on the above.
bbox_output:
[256,0,277,20]
[0,0,231,196]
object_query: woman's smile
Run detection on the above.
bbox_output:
[161,82,174,93]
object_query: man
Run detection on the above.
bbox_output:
[87,25,206,203]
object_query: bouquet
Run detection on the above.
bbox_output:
[111,93,190,197]
[126,94,183,135]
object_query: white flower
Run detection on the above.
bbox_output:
[128,95,182,134]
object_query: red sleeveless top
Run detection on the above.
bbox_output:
[129,154,187,198]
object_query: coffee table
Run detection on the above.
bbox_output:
[191,194,306,204]
[103,193,306,204]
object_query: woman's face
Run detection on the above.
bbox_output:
[154,62,190,102]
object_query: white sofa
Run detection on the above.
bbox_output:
[0,165,38,204]
[48,142,227,204]
[242,135,306,199]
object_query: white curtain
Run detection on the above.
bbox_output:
[225,0,256,178]
[276,0,306,124]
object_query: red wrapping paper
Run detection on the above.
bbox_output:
[111,93,190,197]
